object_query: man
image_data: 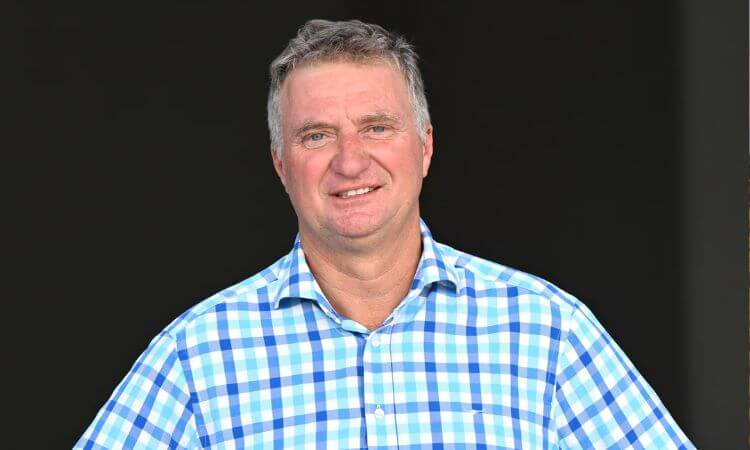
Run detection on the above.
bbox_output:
[77,19,694,449]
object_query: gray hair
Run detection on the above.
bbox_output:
[267,19,431,155]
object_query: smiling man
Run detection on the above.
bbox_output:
[271,59,431,332]
[76,20,694,449]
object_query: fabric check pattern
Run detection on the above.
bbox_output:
[76,220,694,449]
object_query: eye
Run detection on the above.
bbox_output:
[301,132,333,149]
[365,125,394,139]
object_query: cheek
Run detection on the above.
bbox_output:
[380,139,423,174]
[403,148,425,178]
[287,157,327,196]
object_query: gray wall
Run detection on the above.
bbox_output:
[681,1,748,447]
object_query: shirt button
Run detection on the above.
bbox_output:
[370,335,380,347]
[374,405,385,418]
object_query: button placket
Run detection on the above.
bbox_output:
[363,330,398,448]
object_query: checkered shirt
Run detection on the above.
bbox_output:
[76,220,694,449]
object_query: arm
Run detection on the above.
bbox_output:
[553,302,694,449]
[75,332,202,449]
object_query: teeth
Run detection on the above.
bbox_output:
[338,187,374,198]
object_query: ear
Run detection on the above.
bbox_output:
[421,125,434,178]
[271,147,288,191]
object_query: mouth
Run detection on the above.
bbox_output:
[333,185,381,199]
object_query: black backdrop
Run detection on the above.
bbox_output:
[14,1,747,448]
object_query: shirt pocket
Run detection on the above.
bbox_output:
[464,406,549,449]
[421,405,518,449]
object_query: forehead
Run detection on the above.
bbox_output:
[279,61,411,122]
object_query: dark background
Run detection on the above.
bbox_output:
[14,1,747,448]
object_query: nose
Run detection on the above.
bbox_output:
[330,132,371,178]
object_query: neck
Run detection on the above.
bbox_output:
[299,217,423,331]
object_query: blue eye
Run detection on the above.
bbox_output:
[371,126,386,133]
[301,131,332,149]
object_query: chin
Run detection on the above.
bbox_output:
[328,214,386,239]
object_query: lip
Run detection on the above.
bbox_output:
[329,184,382,197]
[329,185,382,201]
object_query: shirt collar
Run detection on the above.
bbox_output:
[269,237,335,315]
[270,219,460,312]
[412,219,460,293]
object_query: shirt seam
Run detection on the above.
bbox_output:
[170,329,210,445]
[550,302,578,444]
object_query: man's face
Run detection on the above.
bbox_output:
[272,61,433,244]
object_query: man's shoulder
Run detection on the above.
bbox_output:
[435,241,581,314]
[158,254,288,340]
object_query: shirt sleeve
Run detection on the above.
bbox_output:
[74,332,202,449]
[552,302,694,449]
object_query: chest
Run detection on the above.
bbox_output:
[185,316,560,449]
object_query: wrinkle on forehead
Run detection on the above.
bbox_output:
[280,61,412,132]
[291,111,405,141]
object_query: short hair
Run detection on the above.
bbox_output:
[267,19,431,155]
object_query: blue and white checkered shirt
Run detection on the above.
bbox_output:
[76,220,693,449]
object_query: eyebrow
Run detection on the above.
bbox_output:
[356,112,403,126]
[292,121,334,139]
[291,112,404,139]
